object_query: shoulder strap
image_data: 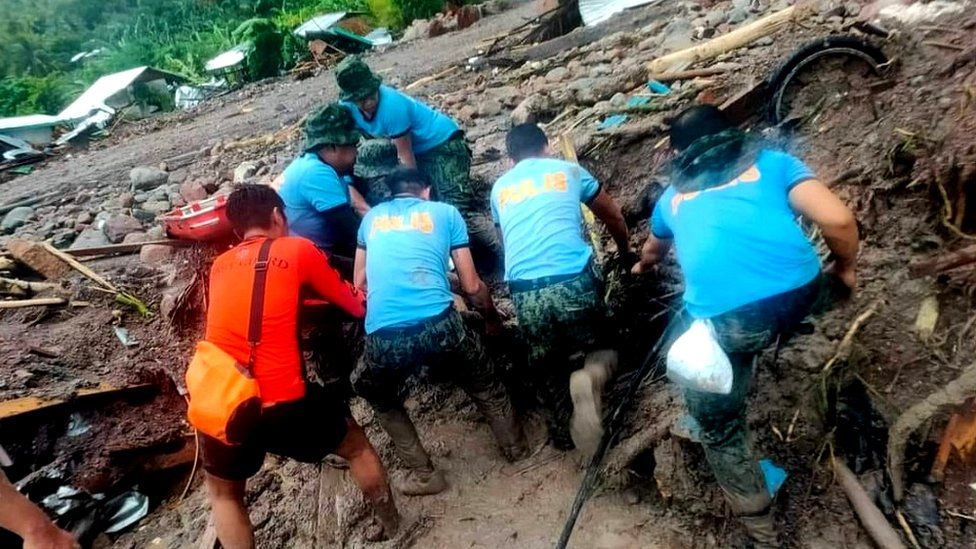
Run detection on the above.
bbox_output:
[246,238,275,371]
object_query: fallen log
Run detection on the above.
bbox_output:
[404,65,460,91]
[909,244,976,276]
[888,361,976,501]
[649,64,740,82]
[0,383,154,421]
[647,5,810,75]
[832,456,907,549]
[65,239,192,258]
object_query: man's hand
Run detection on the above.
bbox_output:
[825,260,857,293]
[631,261,649,276]
[23,523,80,549]
[617,249,639,273]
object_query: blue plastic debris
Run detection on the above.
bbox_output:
[760,459,787,498]
[647,79,671,95]
[626,96,651,107]
[598,114,628,130]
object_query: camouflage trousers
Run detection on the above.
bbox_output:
[680,275,820,510]
[416,136,502,269]
[510,265,609,445]
[351,307,507,413]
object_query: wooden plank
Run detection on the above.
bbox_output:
[39,242,116,291]
[0,383,154,421]
[66,239,193,258]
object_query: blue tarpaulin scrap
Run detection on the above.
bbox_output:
[598,114,628,130]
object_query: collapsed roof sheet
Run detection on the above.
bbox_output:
[294,12,347,38]
[0,115,63,131]
[579,0,658,26]
[58,66,186,121]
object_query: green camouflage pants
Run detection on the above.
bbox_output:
[681,276,820,511]
[351,308,507,413]
[416,136,501,269]
[510,266,609,445]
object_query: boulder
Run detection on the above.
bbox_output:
[477,98,503,118]
[129,166,169,191]
[51,230,76,249]
[511,94,553,125]
[1,206,35,233]
[75,211,94,226]
[5,238,72,279]
[142,200,172,216]
[233,161,259,184]
[104,214,144,243]
[545,67,571,83]
[122,232,150,244]
[140,244,174,266]
[180,180,208,203]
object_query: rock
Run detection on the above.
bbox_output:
[146,226,167,240]
[2,207,35,233]
[662,18,694,51]
[142,200,172,216]
[75,212,94,226]
[131,209,157,223]
[104,214,144,243]
[477,98,503,118]
[179,180,208,203]
[401,19,431,42]
[487,85,521,107]
[511,94,553,125]
[233,161,259,184]
[5,238,72,279]
[456,5,481,29]
[51,230,76,249]
[129,166,169,191]
[545,67,571,83]
[726,6,749,24]
[457,105,478,123]
[133,192,149,204]
[481,0,509,15]
[122,232,150,244]
[140,244,174,266]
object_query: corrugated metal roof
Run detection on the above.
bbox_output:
[58,66,186,121]
[205,45,248,72]
[579,0,659,26]
[294,12,347,38]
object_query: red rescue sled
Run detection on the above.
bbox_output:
[160,195,234,242]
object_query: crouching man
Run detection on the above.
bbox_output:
[200,185,399,547]
[633,106,859,547]
[352,168,528,496]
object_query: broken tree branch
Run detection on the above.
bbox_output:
[888,360,976,501]
[404,65,460,91]
[822,298,884,374]
[39,242,116,292]
[0,297,67,309]
[648,64,740,82]
[647,5,810,74]
[909,244,976,276]
[831,456,907,549]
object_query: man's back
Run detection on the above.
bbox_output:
[342,85,458,155]
[206,236,364,403]
[651,149,821,318]
[358,197,468,333]
[279,154,352,252]
[491,157,599,282]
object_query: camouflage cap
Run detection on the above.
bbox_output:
[354,139,400,179]
[335,56,382,102]
[304,103,362,151]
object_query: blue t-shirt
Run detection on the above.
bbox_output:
[491,158,601,282]
[279,153,351,251]
[357,196,469,333]
[341,85,459,155]
[651,149,822,319]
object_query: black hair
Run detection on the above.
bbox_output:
[669,105,733,151]
[385,168,430,195]
[506,123,549,161]
[226,184,285,233]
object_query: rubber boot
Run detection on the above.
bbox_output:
[375,408,448,496]
[364,493,400,541]
[569,350,618,458]
[469,389,530,462]
[726,490,779,549]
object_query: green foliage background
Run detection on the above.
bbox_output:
[0,0,435,117]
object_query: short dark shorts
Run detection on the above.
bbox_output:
[199,384,350,481]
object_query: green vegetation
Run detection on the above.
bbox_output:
[0,0,439,118]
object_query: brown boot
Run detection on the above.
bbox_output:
[468,389,530,462]
[375,408,448,496]
[725,490,779,548]
[569,350,618,458]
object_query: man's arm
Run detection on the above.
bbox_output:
[451,247,501,332]
[392,135,417,169]
[788,179,859,289]
[348,185,371,217]
[354,247,368,291]
[301,244,366,318]
[0,470,79,549]
[632,233,673,275]
[587,189,635,266]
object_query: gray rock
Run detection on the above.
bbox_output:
[477,98,503,118]
[51,229,76,249]
[70,226,111,249]
[142,200,172,216]
[146,225,167,240]
[140,244,174,266]
[133,192,149,204]
[511,94,553,125]
[104,214,144,243]
[129,166,169,191]
[662,19,694,52]
[151,187,169,201]
[233,161,259,184]
[122,232,150,244]
[726,7,749,24]
[180,180,208,203]
[76,211,94,226]
[1,207,34,233]
[545,67,570,83]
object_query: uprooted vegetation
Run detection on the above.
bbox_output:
[2,0,976,547]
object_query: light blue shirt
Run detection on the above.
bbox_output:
[342,85,459,155]
[358,196,469,333]
[490,157,601,282]
[279,153,351,251]
[651,149,822,319]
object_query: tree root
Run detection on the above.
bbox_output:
[887,360,976,501]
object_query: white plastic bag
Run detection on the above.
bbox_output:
[666,319,734,395]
